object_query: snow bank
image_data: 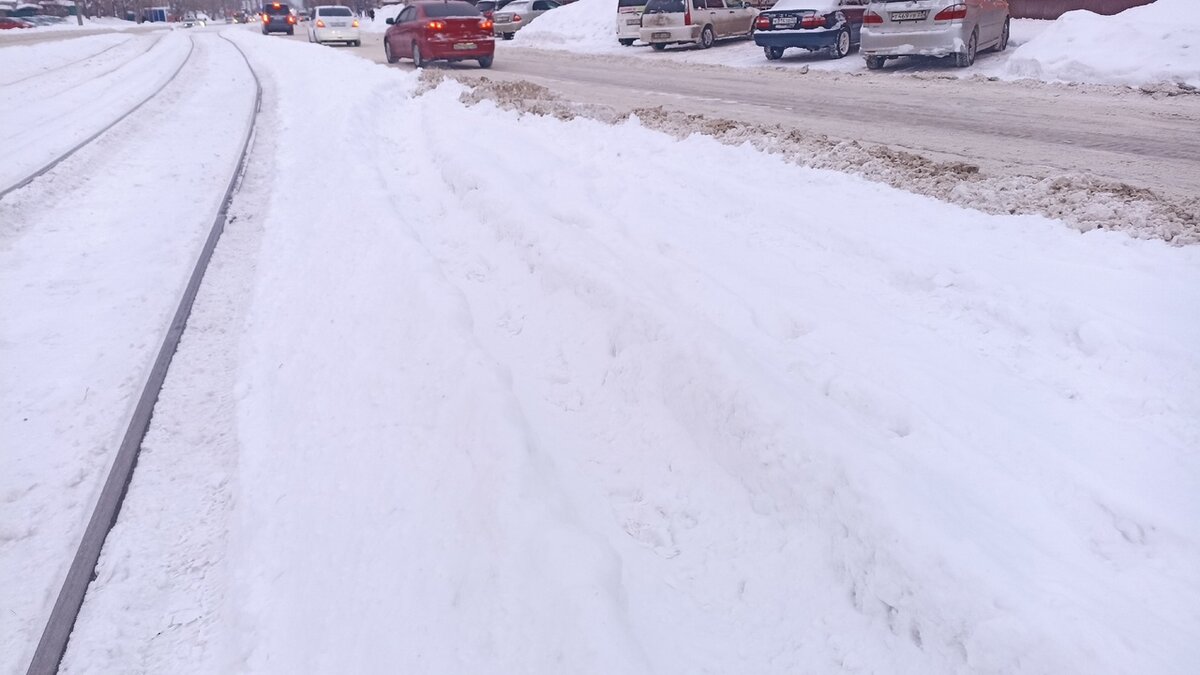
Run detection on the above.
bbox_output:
[363,2,405,33]
[1007,0,1200,88]
[515,0,625,53]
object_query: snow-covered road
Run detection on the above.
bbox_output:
[26,26,1199,675]
[0,33,257,674]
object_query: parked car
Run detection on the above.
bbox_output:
[261,2,297,34]
[0,17,34,29]
[384,0,495,68]
[309,5,361,45]
[860,0,1009,69]
[492,0,559,40]
[616,0,645,46]
[639,0,758,52]
[477,0,515,20]
[753,0,865,60]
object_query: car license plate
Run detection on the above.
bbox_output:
[626,18,640,25]
[454,42,477,50]
[772,16,795,28]
[890,10,927,21]
[332,21,346,26]
[652,31,670,39]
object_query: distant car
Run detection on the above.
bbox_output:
[860,0,1009,69]
[753,0,865,61]
[639,0,759,51]
[615,0,645,46]
[477,0,514,20]
[384,0,496,68]
[0,17,33,29]
[309,5,361,45]
[261,1,297,34]
[492,0,559,40]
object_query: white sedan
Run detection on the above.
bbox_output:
[308,5,362,46]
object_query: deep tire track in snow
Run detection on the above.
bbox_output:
[0,34,189,201]
[22,34,263,675]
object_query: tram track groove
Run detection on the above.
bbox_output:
[22,33,264,675]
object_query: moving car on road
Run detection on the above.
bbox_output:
[639,0,759,52]
[753,0,865,60]
[309,5,362,46]
[384,0,496,68]
[0,17,33,29]
[860,0,1009,69]
[616,0,646,46]
[492,0,560,40]
[262,2,297,34]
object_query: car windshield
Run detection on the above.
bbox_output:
[319,7,353,16]
[500,2,530,11]
[424,1,480,17]
[643,0,684,13]
[771,0,837,10]
[618,0,646,6]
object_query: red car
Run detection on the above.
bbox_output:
[0,17,34,29]
[384,0,495,69]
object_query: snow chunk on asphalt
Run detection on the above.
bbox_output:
[1007,0,1200,88]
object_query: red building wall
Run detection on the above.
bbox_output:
[1009,0,1155,20]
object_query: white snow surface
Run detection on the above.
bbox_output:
[363,3,405,33]
[45,25,1200,675]
[1006,0,1200,88]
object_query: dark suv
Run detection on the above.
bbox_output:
[262,2,295,34]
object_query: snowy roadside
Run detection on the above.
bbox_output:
[48,27,1200,675]
[0,33,134,85]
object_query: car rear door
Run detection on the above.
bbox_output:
[839,0,866,41]
[393,5,419,57]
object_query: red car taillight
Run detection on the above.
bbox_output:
[427,19,446,30]
[512,13,522,22]
[863,10,882,24]
[684,6,691,25]
[315,18,326,27]
[352,19,359,27]
[934,3,967,20]
[261,14,268,23]
[480,18,494,31]
[800,12,825,29]
[287,15,296,24]
[754,15,770,30]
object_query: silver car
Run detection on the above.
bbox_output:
[860,0,1009,69]
[494,0,560,40]
[639,0,759,51]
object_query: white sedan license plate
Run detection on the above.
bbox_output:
[890,10,927,21]
[626,18,640,25]
[454,42,477,50]
[652,31,670,39]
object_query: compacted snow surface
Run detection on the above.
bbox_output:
[4,24,1199,675]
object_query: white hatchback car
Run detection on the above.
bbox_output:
[308,5,362,46]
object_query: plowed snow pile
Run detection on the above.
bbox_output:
[516,0,626,52]
[1007,0,1200,88]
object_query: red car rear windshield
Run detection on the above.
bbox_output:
[423,1,480,17]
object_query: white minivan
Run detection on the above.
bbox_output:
[639,0,758,51]
[616,0,646,47]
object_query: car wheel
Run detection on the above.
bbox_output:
[993,17,1010,52]
[287,27,294,35]
[829,28,850,59]
[619,38,634,46]
[865,55,885,70]
[954,28,977,67]
[353,40,361,47]
[385,39,397,64]
[503,32,515,40]
[764,46,783,60]
[412,42,425,68]
[651,43,667,51]
[700,25,714,49]
[478,55,494,68]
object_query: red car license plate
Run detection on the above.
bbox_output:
[453,42,477,50]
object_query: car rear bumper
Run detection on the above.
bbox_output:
[425,38,496,59]
[263,21,292,32]
[640,25,700,44]
[314,26,360,41]
[754,29,838,50]
[861,23,970,57]
[617,17,642,39]
[493,20,523,33]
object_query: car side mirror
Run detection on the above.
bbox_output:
[386,17,395,24]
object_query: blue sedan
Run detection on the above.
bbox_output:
[753,0,866,61]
